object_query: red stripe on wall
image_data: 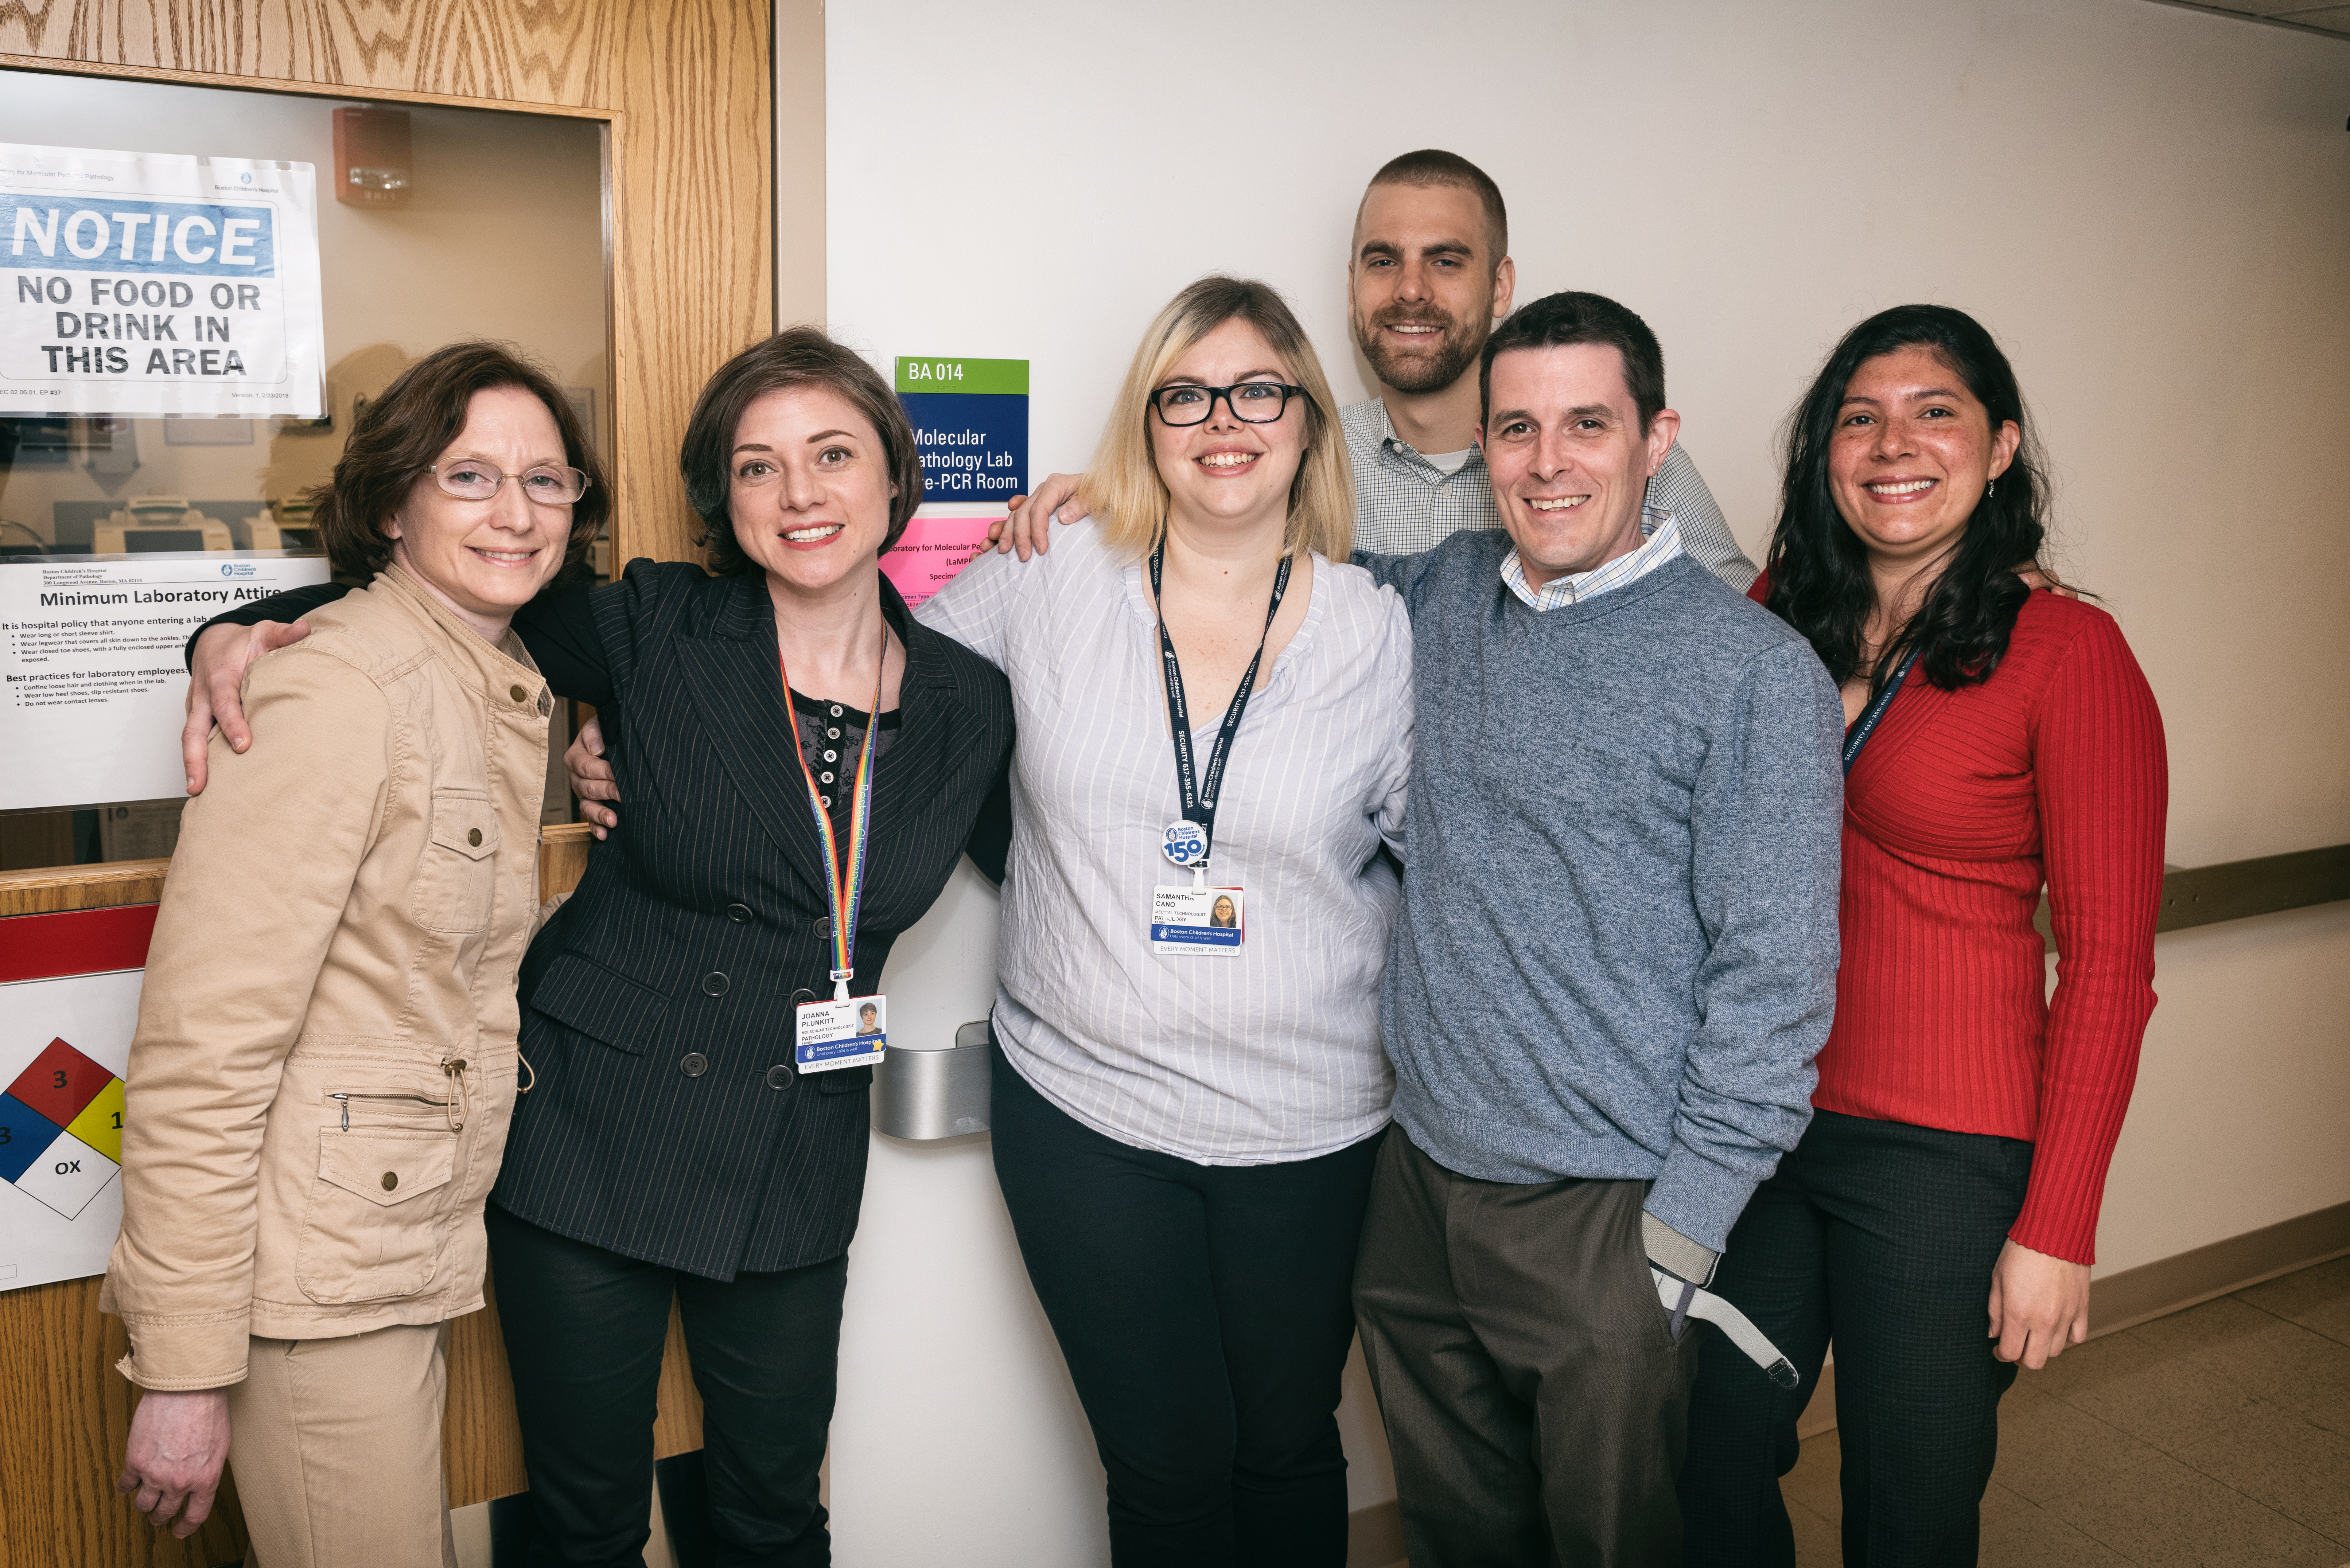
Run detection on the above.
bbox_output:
[0,905,158,983]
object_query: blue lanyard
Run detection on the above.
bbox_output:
[1843,646,1921,775]
[1148,537,1291,870]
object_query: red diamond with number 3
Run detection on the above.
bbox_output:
[8,1038,112,1128]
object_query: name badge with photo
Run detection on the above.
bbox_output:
[1149,886,1245,956]
[794,993,887,1073]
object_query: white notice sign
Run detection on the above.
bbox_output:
[0,142,325,417]
[0,554,331,810]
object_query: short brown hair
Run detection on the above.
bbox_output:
[1361,148,1509,267]
[682,327,923,574]
[1481,290,1665,434]
[311,341,608,581]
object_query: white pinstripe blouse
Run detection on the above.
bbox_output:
[917,526,1415,1165]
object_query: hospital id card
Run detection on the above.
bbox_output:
[1149,886,1245,956]
[795,993,887,1073]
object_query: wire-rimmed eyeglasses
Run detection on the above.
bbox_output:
[1148,382,1310,427]
[423,461,592,505]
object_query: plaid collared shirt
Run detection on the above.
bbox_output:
[1501,508,1683,611]
[1342,397,1758,590]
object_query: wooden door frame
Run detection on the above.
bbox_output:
[0,4,805,1557]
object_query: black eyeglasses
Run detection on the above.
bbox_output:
[1148,381,1310,427]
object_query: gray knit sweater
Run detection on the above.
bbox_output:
[1363,535,1844,1255]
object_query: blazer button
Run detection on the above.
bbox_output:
[765,1064,791,1089]
[681,1053,709,1077]
[812,916,832,937]
[701,972,729,997]
[726,902,755,924]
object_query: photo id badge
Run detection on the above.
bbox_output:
[1149,886,1245,956]
[795,993,887,1073]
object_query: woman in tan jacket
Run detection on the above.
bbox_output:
[104,341,606,1567]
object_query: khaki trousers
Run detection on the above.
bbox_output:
[224,1321,458,1568]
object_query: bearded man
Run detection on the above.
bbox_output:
[1344,150,1755,588]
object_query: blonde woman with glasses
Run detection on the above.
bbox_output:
[914,276,1413,1567]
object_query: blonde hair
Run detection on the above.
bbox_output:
[1083,276,1354,562]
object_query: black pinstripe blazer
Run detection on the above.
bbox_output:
[488,561,1013,1279]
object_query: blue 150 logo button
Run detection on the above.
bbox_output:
[1162,820,1207,867]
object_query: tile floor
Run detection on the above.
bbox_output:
[1781,1255,2350,1566]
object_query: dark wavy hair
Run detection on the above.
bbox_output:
[311,341,607,581]
[1762,304,2050,697]
[681,327,923,574]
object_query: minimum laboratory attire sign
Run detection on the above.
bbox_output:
[0,141,325,417]
[0,553,332,811]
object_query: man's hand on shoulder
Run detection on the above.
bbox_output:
[2014,561,2078,598]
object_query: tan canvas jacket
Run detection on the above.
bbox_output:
[100,566,552,1388]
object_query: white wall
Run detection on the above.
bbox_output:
[823,1,2350,1558]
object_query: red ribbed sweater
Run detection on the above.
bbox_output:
[1749,584,2168,1263]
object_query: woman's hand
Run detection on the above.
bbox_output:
[117,1387,232,1537]
[568,715,622,838]
[182,619,311,795]
[1988,1238,2092,1369]
[989,473,1091,559]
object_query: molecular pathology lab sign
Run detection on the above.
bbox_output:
[882,356,1028,608]
[0,142,325,417]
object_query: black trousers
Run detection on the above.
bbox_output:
[1353,1124,1701,1568]
[485,1202,849,1568]
[988,1046,1382,1568]
[1678,1109,2034,1567]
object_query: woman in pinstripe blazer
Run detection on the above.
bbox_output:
[183,328,1013,1565]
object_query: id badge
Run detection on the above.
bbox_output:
[795,993,887,1073]
[1149,886,1245,956]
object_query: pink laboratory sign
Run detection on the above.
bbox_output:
[881,511,1000,608]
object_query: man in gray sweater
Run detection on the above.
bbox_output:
[1353,292,1843,1566]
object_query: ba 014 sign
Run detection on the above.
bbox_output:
[895,355,1026,507]
[883,355,1028,608]
[0,143,325,418]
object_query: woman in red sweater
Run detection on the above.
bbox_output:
[1678,304,2166,1566]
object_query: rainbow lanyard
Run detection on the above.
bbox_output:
[780,624,888,1002]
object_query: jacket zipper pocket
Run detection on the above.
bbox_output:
[327,1091,453,1134]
